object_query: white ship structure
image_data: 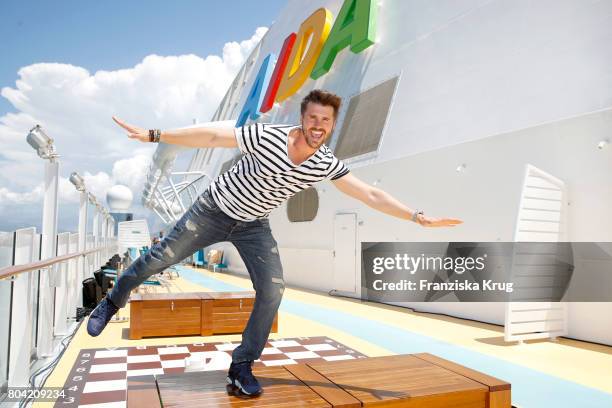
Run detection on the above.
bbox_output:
[143,0,612,346]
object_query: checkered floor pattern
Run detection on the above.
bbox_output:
[53,337,367,407]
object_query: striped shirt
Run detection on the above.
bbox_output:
[208,123,350,221]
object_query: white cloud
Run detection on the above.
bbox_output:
[0,184,44,204]
[111,154,151,193]
[0,27,267,230]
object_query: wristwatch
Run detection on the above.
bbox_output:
[411,210,424,223]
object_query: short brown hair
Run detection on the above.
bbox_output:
[301,89,342,118]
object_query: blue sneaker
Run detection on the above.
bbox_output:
[87,297,119,336]
[226,361,262,396]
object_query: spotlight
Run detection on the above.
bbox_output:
[69,172,86,192]
[597,139,609,150]
[26,125,57,160]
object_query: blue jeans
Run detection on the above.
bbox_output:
[107,190,285,363]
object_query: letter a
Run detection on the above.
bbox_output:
[236,53,276,127]
[311,0,377,80]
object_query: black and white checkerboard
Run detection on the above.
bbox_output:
[53,337,367,407]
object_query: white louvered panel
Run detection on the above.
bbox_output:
[515,231,561,242]
[505,164,568,343]
[522,186,563,201]
[519,209,562,222]
[513,254,562,265]
[519,197,561,210]
[517,220,561,233]
[507,309,566,323]
[505,331,567,342]
[524,175,558,189]
[508,320,565,334]
[514,242,562,254]
[118,220,151,254]
[520,198,562,211]
[512,265,565,275]
[511,287,566,301]
[508,302,564,311]
[512,276,566,287]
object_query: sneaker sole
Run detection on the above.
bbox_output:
[226,376,261,396]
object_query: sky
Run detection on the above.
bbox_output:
[0,0,287,233]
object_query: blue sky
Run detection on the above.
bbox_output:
[0,0,287,117]
[0,0,287,232]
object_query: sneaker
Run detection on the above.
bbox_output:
[87,297,119,336]
[226,361,262,396]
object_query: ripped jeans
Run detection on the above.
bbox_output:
[107,189,284,363]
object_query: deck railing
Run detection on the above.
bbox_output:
[0,227,117,393]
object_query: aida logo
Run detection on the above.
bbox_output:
[236,0,378,126]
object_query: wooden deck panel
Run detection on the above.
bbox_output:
[127,375,161,408]
[156,366,333,407]
[284,364,361,408]
[132,354,512,408]
[307,355,492,407]
[413,353,511,392]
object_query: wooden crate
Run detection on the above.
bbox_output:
[127,354,511,408]
[129,291,278,340]
[209,292,278,334]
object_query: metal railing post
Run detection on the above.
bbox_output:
[77,191,88,307]
[8,228,37,387]
[53,233,70,336]
[92,209,100,270]
[37,159,59,357]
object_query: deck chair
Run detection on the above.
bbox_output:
[208,250,227,273]
[193,249,208,268]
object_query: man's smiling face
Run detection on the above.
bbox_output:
[300,102,336,149]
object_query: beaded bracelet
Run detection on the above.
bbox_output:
[148,129,161,143]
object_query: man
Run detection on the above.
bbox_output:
[87,89,462,396]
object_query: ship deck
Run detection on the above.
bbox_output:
[34,266,612,408]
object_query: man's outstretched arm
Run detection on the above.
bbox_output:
[332,173,463,227]
[112,116,238,148]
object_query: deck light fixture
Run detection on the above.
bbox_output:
[69,172,86,192]
[26,125,57,160]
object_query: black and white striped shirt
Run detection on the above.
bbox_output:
[208,123,350,221]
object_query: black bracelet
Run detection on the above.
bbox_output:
[148,129,155,142]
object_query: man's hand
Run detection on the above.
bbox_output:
[414,214,463,228]
[112,116,149,142]
[112,116,238,148]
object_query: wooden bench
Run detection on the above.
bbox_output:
[128,291,278,339]
[127,353,511,407]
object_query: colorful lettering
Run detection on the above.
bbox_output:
[311,0,377,79]
[260,33,297,113]
[235,0,378,127]
[236,53,276,127]
[275,8,333,102]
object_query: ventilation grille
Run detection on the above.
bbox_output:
[334,76,398,160]
[287,188,319,222]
